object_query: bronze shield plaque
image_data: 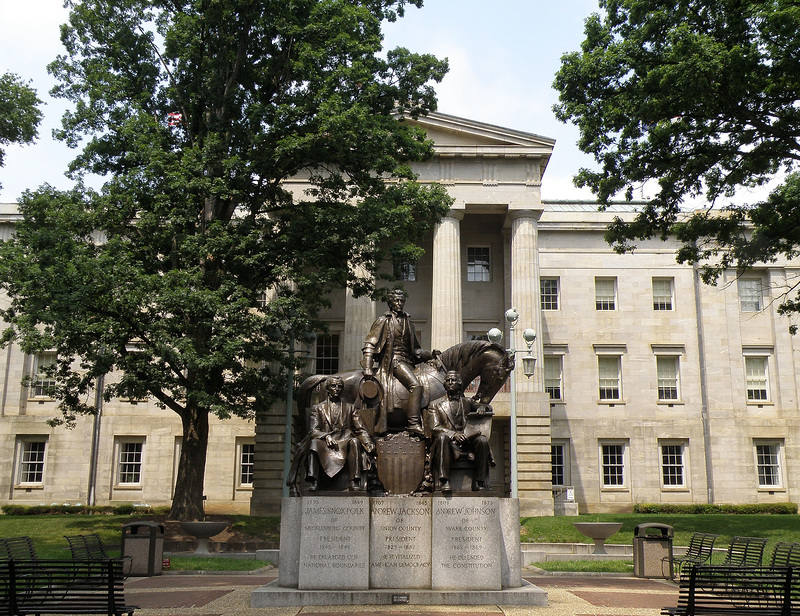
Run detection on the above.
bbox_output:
[376,433,425,495]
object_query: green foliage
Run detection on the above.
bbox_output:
[0,72,42,187]
[0,0,451,519]
[554,0,800,313]
[1,504,172,516]
[0,73,41,151]
[634,503,798,515]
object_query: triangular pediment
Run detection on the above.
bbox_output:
[404,111,555,154]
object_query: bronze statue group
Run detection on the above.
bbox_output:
[289,290,502,496]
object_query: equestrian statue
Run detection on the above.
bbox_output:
[287,290,514,496]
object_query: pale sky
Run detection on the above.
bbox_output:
[0,0,603,203]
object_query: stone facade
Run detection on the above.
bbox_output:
[0,113,798,516]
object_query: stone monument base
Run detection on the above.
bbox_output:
[257,495,548,607]
[250,579,548,607]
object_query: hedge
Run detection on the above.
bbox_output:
[1,504,171,516]
[633,503,797,515]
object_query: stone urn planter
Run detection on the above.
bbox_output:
[179,520,229,556]
[573,522,623,555]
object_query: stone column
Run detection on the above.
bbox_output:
[508,208,553,517]
[250,285,283,515]
[430,210,464,349]
[342,265,376,370]
[509,210,544,393]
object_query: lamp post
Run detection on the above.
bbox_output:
[488,308,536,499]
[281,329,316,498]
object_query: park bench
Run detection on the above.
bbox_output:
[0,558,136,616]
[666,532,718,579]
[720,536,768,568]
[768,542,800,613]
[64,534,132,577]
[662,565,794,615]
[64,534,112,562]
[769,541,800,569]
[0,538,37,562]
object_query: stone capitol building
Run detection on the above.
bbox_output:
[0,112,797,517]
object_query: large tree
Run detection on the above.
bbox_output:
[554,0,800,315]
[0,0,451,520]
[0,72,42,191]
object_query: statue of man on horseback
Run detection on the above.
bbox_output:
[287,287,514,496]
[361,289,440,436]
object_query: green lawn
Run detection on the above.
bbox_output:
[0,514,278,570]
[523,512,800,571]
[165,556,269,571]
[0,515,131,559]
[522,513,800,552]
[1,512,797,572]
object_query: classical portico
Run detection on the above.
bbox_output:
[409,113,555,516]
[251,112,556,516]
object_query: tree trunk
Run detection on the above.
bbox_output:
[169,405,209,520]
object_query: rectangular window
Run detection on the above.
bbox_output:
[595,277,617,310]
[551,444,566,486]
[544,356,563,401]
[118,441,143,485]
[314,334,340,375]
[601,443,625,487]
[540,278,559,310]
[239,442,255,487]
[598,355,621,400]
[661,443,685,487]
[755,441,782,488]
[393,261,416,282]
[30,351,57,398]
[738,278,763,312]
[653,278,674,311]
[657,356,680,401]
[745,356,769,401]
[467,246,491,282]
[17,438,47,484]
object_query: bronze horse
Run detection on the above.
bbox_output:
[295,340,514,437]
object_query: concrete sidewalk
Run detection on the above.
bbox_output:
[124,568,679,616]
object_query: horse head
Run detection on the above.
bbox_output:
[439,340,514,404]
[473,347,514,403]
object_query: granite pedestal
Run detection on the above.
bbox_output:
[251,496,547,607]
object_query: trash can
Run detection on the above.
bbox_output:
[121,521,165,576]
[633,523,673,578]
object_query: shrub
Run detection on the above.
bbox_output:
[1,504,171,516]
[633,503,797,515]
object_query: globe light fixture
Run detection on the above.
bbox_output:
[522,328,537,377]
[488,309,537,499]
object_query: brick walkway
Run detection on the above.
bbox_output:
[123,570,679,616]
